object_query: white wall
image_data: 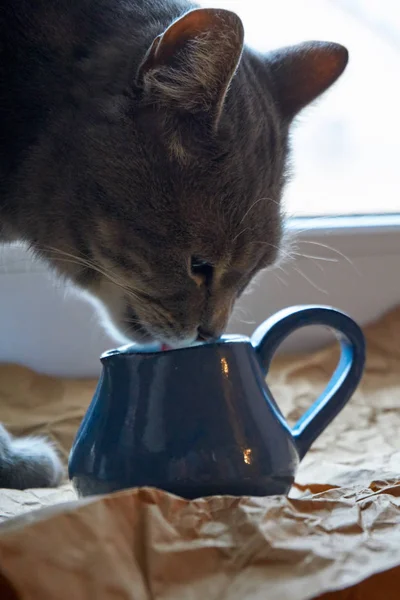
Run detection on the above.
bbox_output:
[1,218,399,377]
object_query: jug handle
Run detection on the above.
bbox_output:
[251,305,365,459]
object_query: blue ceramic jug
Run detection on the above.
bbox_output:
[69,305,365,499]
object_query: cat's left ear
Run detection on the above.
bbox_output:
[267,41,349,120]
[137,8,244,125]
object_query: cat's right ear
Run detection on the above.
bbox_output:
[137,8,244,126]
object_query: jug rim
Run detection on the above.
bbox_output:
[101,334,251,360]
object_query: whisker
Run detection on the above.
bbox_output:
[50,258,142,306]
[232,304,253,322]
[44,244,137,290]
[249,240,295,269]
[44,246,127,288]
[119,323,143,340]
[41,246,143,305]
[291,252,338,263]
[250,241,278,248]
[288,253,326,274]
[290,264,328,295]
[273,272,289,287]
[295,240,360,274]
[237,197,275,228]
[276,265,290,277]
[232,226,252,243]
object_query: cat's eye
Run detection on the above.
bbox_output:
[190,256,214,284]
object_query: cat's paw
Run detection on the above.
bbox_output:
[0,424,64,489]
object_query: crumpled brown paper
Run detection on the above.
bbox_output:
[0,483,399,600]
[0,306,399,599]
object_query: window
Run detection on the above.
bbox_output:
[201,0,400,217]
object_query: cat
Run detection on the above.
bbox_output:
[0,0,348,489]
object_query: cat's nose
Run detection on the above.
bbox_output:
[196,326,218,342]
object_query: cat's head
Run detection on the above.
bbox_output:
[43,8,348,345]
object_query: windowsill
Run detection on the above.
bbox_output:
[289,213,400,232]
[286,214,400,258]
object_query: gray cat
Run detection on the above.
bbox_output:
[0,0,348,488]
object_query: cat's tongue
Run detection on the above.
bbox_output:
[160,344,173,351]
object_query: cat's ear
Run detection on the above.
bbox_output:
[137,8,244,124]
[268,41,348,120]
